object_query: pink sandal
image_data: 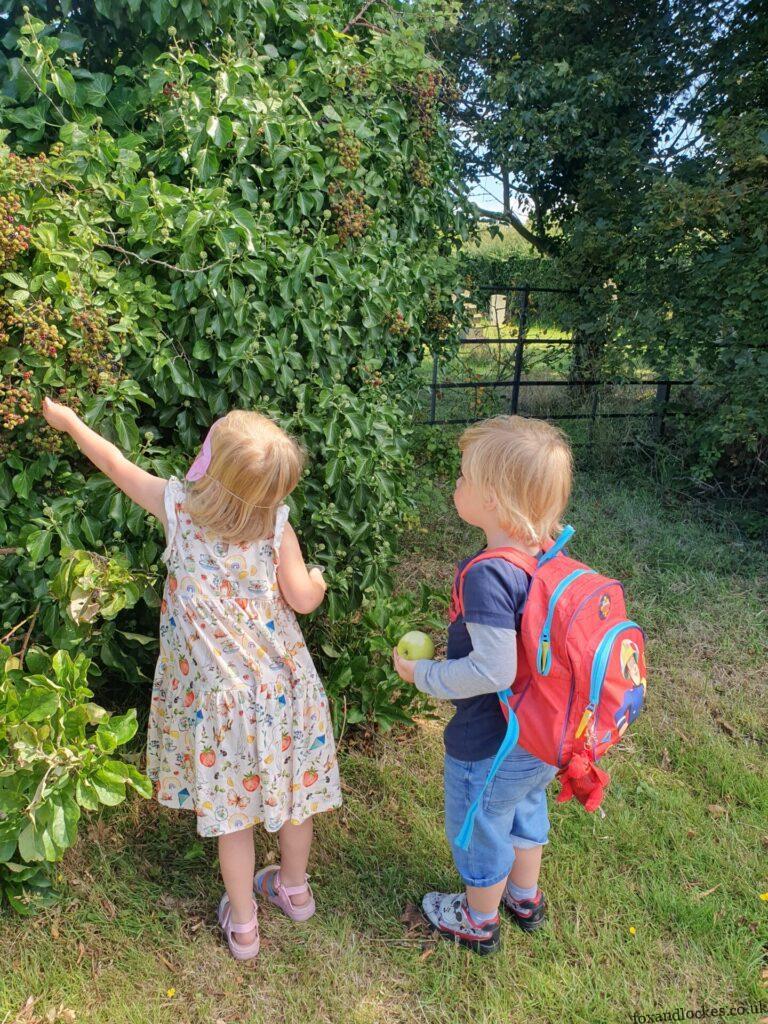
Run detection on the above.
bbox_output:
[217,894,260,960]
[254,866,316,922]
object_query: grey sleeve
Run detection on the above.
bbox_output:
[412,622,518,701]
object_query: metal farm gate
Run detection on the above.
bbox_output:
[424,284,693,446]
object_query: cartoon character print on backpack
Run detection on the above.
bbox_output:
[613,639,647,736]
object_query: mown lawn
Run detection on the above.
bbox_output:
[1,446,766,1024]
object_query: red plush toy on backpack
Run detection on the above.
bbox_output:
[450,526,647,850]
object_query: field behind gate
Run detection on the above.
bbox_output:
[418,286,697,451]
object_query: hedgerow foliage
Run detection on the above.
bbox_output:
[0,0,465,902]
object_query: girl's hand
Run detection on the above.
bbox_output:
[392,647,416,685]
[42,397,79,433]
[276,527,327,615]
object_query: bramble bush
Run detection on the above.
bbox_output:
[0,0,467,901]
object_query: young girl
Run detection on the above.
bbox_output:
[393,415,572,955]
[42,399,342,960]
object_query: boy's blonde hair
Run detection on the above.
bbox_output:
[185,410,305,543]
[459,415,572,546]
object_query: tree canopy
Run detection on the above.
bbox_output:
[438,0,768,490]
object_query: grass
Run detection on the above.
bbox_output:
[1,447,767,1024]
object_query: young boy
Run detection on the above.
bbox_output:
[393,415,573,955]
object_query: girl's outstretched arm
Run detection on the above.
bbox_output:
[276,522,327,615]
[42,397,167,523]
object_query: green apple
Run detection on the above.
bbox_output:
[397,630,434,661]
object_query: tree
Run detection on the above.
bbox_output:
[436,0,703,378]
[607,0,768,492]
[438,0,768,492]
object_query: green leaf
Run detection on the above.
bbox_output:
[193,147,219,184]
[3,272,28,288]
[17,685,59,722]
[12,470,30,500]
[90,768,126,806]
[230,208,259,252]
[17,821,44,862]
[51,68,77,105]
[114,412,139,451]
[75,778,99,811]
[0,838,17,862]
[49,791,80,849]
[94,722,118,753]
[57,30,85,53]
[79,71,111,107]
[206,115,233,148]
[26,529,52,564]
[104,758,152,798]
[104,709,138,747]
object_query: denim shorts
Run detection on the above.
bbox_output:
[444,746,558,888]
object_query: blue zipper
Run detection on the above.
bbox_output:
[537,524,575,567]
[579,620,640,727]
[536,569,596,674]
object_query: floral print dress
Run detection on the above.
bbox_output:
[146,477,342,838]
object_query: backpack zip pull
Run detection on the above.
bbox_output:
[574,702,595,739]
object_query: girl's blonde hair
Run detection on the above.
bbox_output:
[459,415,573,546]
[185,410,305,543]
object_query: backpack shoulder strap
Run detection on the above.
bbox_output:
[453,547,538,619]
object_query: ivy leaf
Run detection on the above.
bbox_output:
[78,72,112,107]
[51,68,77,105]
[11,470,30,500]
[206,114,233,148]
[26,529,52,564]
[193,147,219,183]
[114,412,139,451]
[231,208,259,251]
[57,30,85,53]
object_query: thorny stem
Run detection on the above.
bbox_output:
[0,612,35,645]
[100,234,229,277]
[342,0,396,34]
[19,604,40,664]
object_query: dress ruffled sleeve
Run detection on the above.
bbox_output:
[272,503,290,565]
[161,476,185,563]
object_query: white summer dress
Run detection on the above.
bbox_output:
[146,477,342,838]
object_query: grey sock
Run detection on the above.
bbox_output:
[506,879,537,902]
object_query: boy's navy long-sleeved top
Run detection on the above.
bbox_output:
[413,551,531,761]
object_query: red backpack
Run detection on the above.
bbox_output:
[450,526,647,850]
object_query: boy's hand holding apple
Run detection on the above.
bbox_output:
[392,630,434,685]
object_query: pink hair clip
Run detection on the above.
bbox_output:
[186,421,219,481]
[185,419,278,511]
